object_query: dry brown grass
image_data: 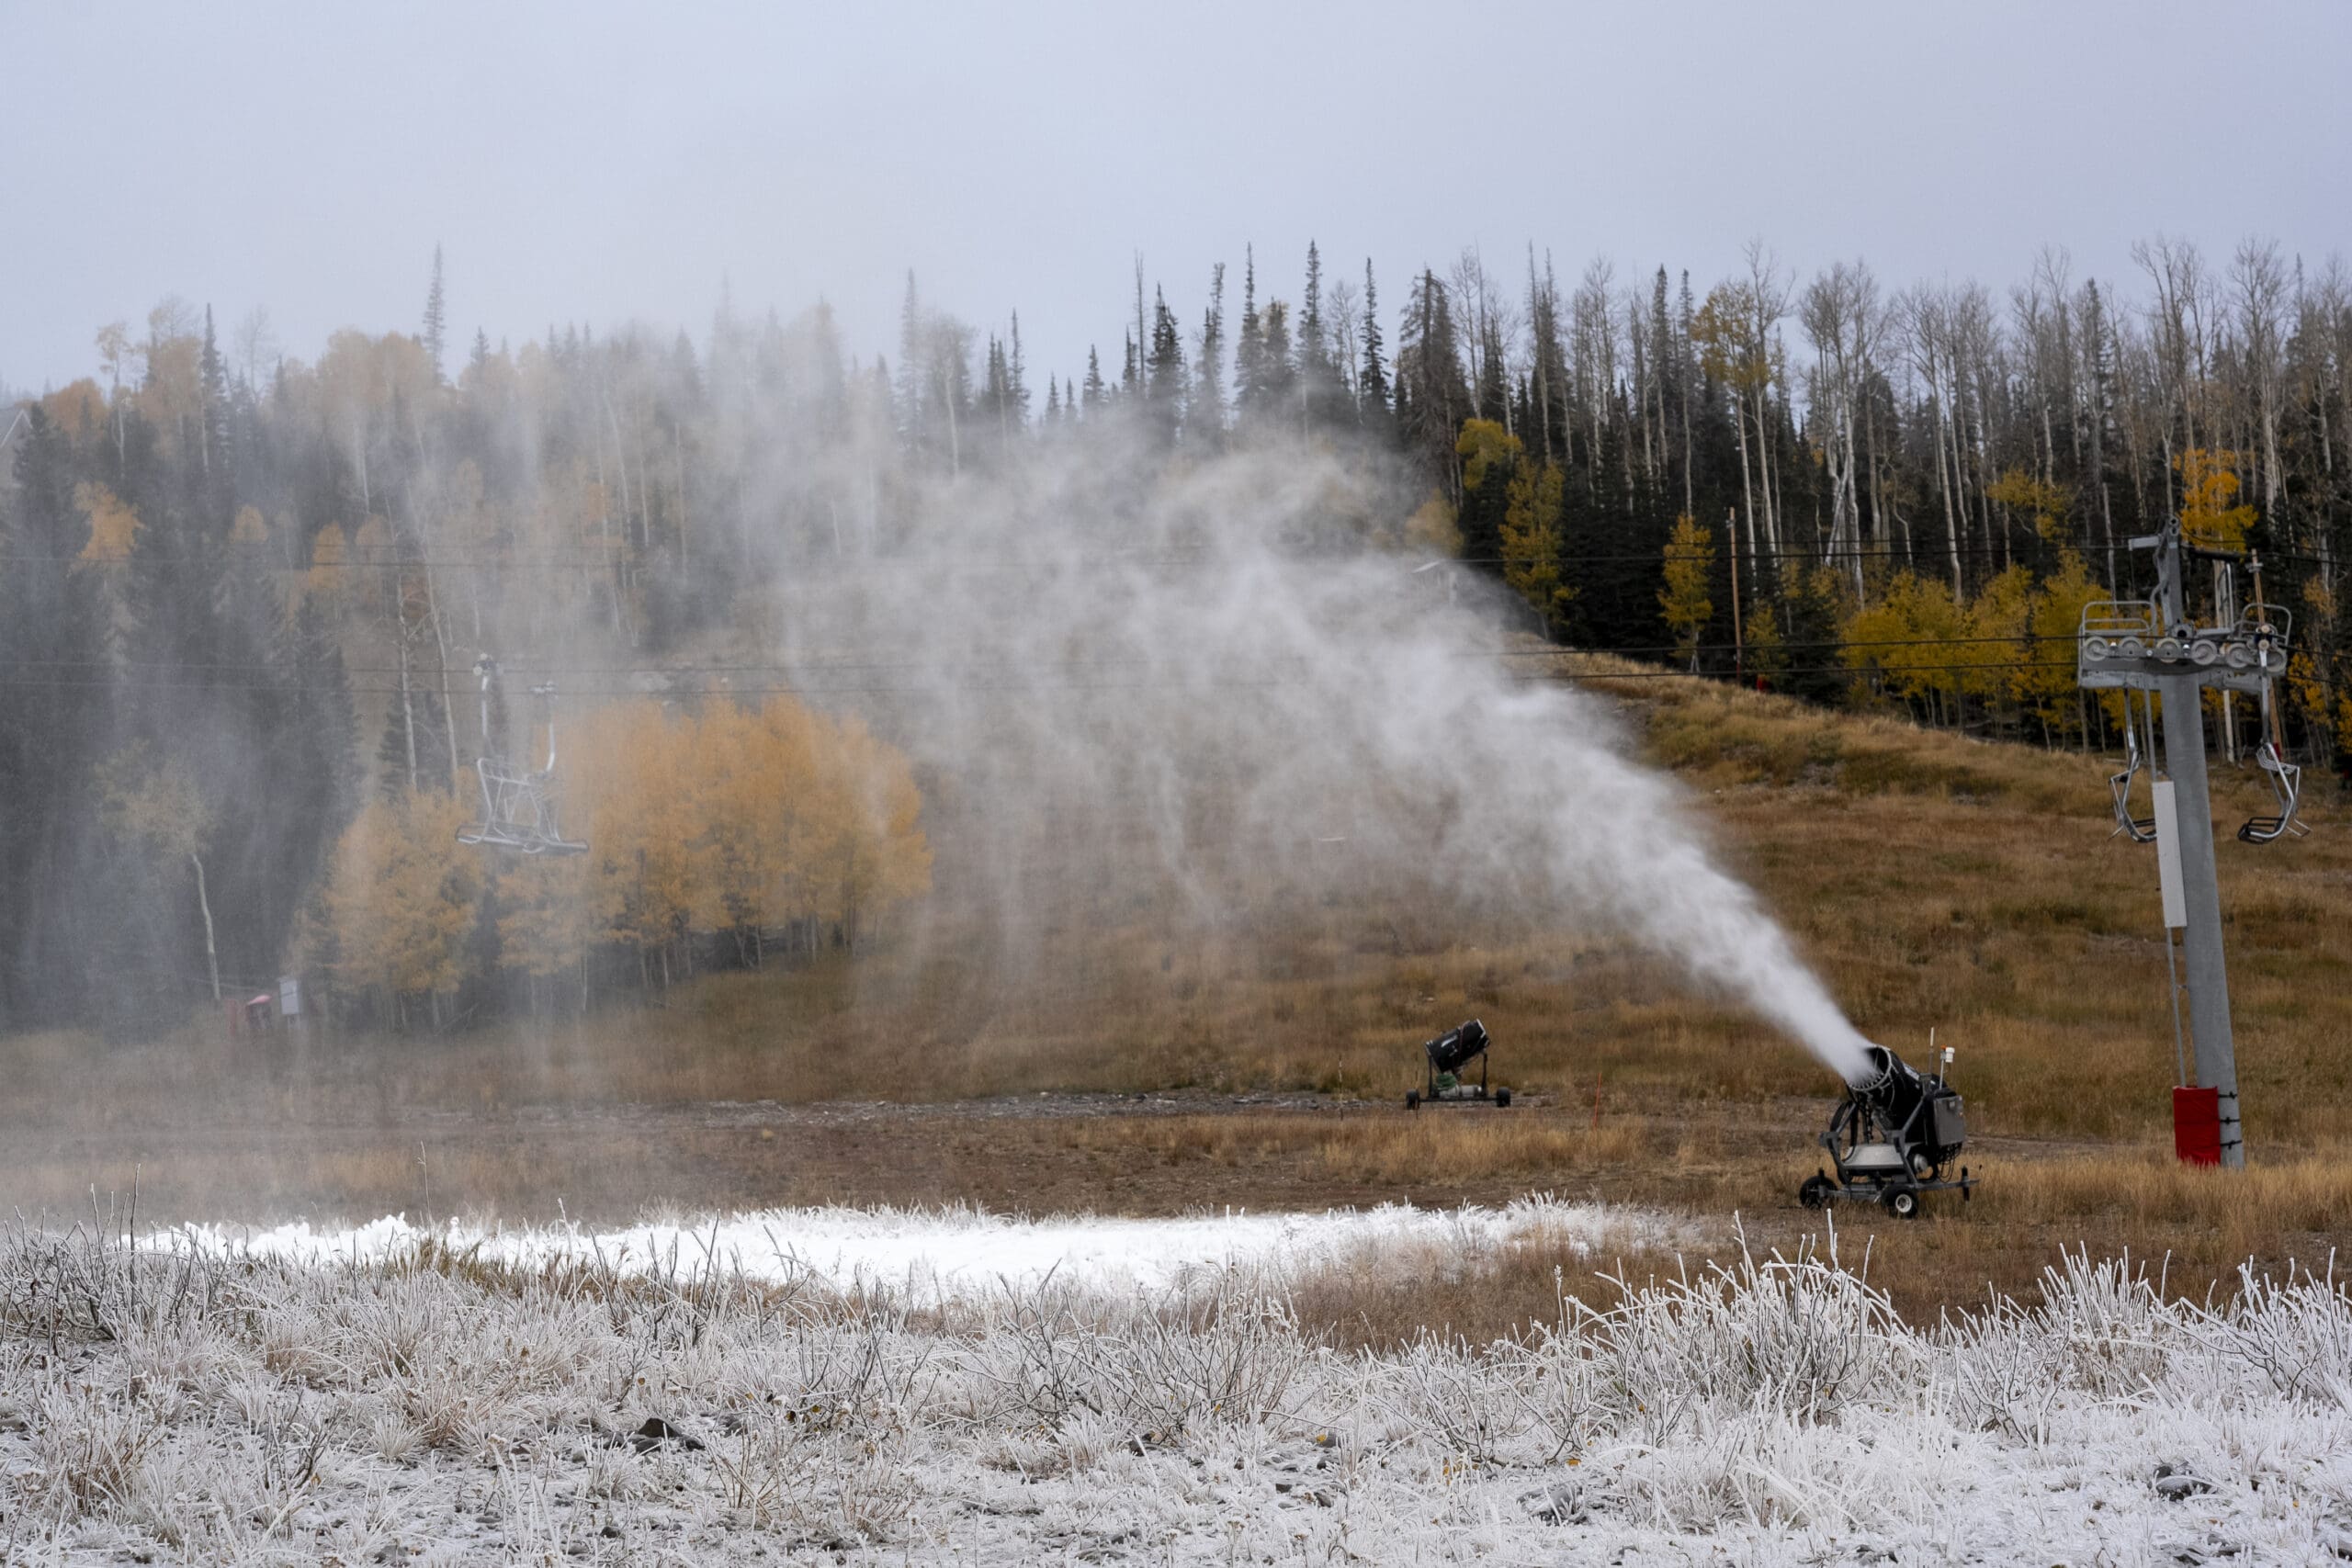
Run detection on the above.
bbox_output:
[7,658,2350,1332]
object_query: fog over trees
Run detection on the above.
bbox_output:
[3,234,2347,1035]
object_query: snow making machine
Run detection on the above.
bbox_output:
[1404,1019,1512,1109]
[1798,1043,1974,1217]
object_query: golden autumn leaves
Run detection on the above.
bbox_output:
[322,696,932,1006]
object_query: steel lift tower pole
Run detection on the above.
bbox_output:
[2079,523,2302,1170]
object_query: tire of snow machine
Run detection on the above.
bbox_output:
[1798,1174,1832,1210]
[1886,1184,1921,1219]
[1405,1090,1420,1111]
[1494,1088,1512,1108]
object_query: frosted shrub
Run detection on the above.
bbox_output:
[2199,1257,2352,1404]
[8,1215,2352,1563]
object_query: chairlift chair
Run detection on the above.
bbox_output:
[2238,672,2309,845]
[457,659,588,856]
[2108,693,2157,843]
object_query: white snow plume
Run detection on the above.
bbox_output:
[779,432,1873,1082]
[175,1196,1689,1304]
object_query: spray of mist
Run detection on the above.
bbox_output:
[759,428,1876,1085]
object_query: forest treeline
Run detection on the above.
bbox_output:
[2,235,2348,1034]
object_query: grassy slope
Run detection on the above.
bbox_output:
[7,656,2352,1320]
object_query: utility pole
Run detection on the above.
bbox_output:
[2079,522,2300,1170]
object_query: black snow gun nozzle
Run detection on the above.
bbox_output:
[1797,1043,1976,1218]
[1405,1019,1512,1110]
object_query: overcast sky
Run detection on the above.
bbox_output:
[4,0,2347,398]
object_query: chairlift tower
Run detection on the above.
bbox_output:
[2078,522,2299,1169]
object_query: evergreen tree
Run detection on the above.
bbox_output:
[1081,345,1107,414]
[1397,269,1469,489]
[1297,242,1340,434]
[422,243,448,382]
[1192,263,1227,448]
[1146,287,1185,446]
[1358,260,1390,422]
[1236,246,1265,422]
[1257,299,1295,421]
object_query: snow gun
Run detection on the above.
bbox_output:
[1798,1043,1975,1218]
[1404,1019,1512,1110]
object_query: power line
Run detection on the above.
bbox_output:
[0,630,2102,677]
[0,655,2155,700]
[16,539,2338,573]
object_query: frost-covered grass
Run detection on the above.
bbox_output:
[5,1209,2351,1564]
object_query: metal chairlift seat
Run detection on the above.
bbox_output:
[457,664,588,856]
[2109,713,2156,843]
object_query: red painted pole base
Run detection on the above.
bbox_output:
[2174,1086,2222,1166]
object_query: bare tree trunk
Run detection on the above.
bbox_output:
[398,626,420,794]
[191,853,220,1002]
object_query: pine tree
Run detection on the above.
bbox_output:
[422,243,448,383]
[1147,287,1185,446]
[1398,270,1469,488]
[1258,299,1295,419]
[1081,345,1107,414]
[1007,310,1030,427]
[1192,262,1227,447]
[1358,260,1390,422]
[198,305,232,489]
[1236,246,1265,422]
[1297,242,1338,435]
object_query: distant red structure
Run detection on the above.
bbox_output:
[2173,1086,2222,1166]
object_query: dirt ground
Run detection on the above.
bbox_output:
[9,1082,2238,1329]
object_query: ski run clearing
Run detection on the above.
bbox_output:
[5,1201,2350,1564]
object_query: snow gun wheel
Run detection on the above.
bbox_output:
[1404,1090,1420,1111]
[1798,1174,1833,1210]
[1494,1088,1512,1108]
[1885,1185,1921,1220]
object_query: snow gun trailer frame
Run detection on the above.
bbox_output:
[1799,1044,1975,1218]
[1404,1019,1512,1110]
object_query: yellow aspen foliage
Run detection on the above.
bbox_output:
[41,380,108,443]
[1959,564,2035,706]
[1658,514,1714,670]
[1499,460,1571,634]
[494,851,616,982]
[324,793,480,999]
[1745,594,1787,684]
[230,505,269,546]
[2177,448,2256,551]
[2023,551,2109,739]
[2290,578,2351,756]
[1454,419,1517,494]
[74,483,140,564]
[801,714,932,946]
[1984,469,2072,543]
[1842,570,1963,713]
[301,523,349,614]
[578,700,702,955]
[1402,491,1462,558]
[687,698,818,946]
